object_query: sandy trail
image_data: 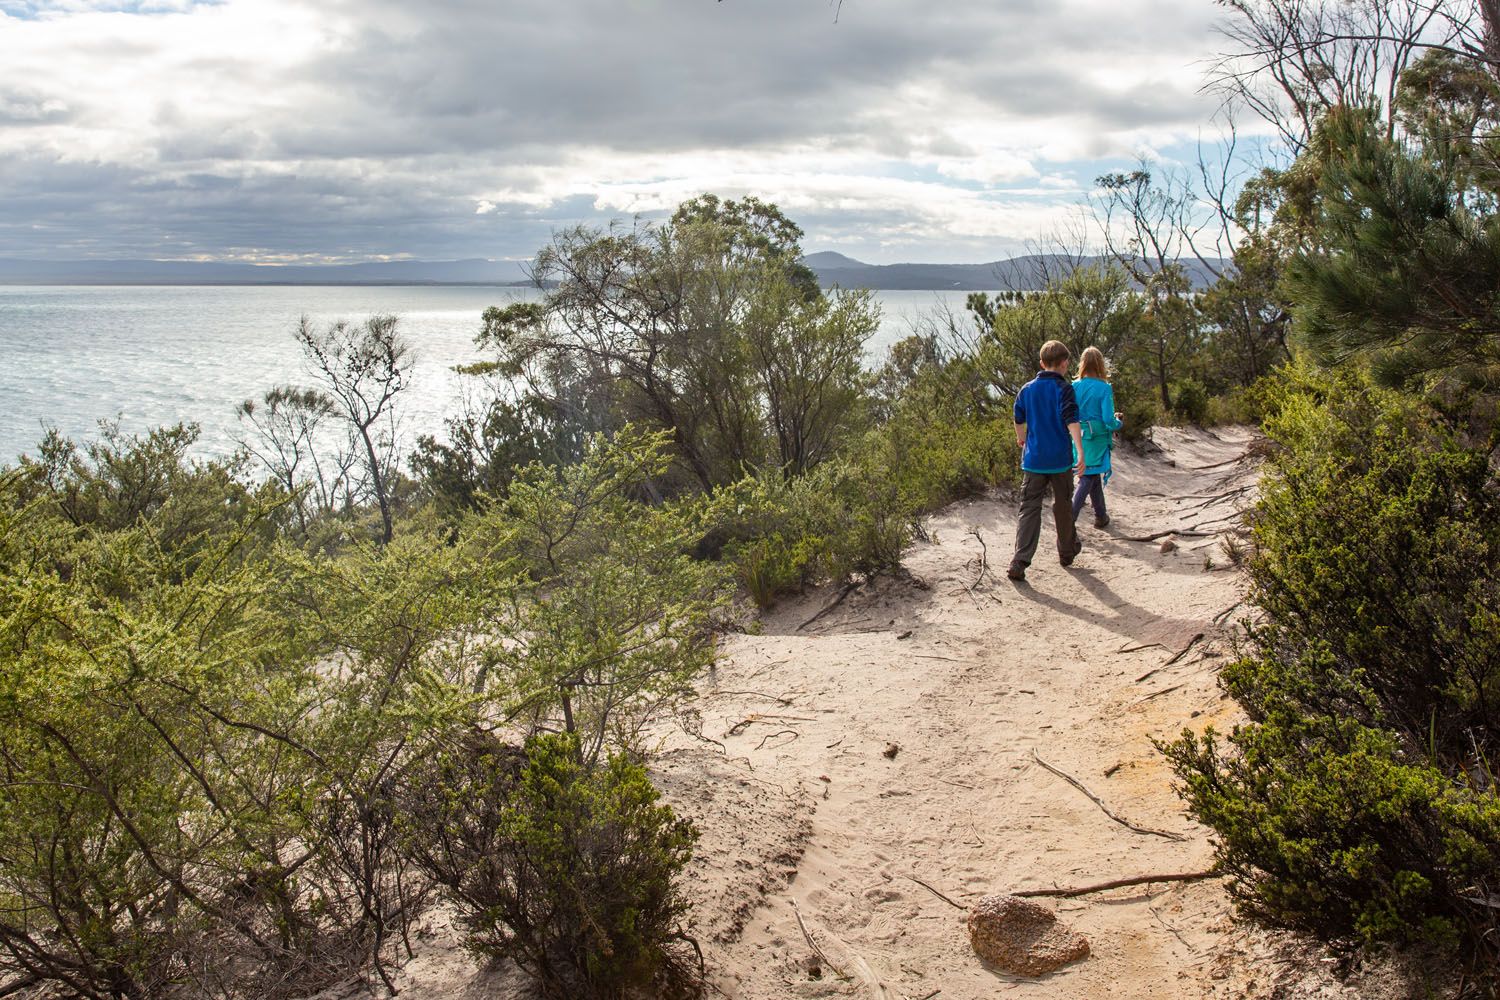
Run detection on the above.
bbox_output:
[379,426,1278,1000]
[691,426,1261,1000]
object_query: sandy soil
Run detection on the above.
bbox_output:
[688,425,1259,1000]
[370,426,1423,1000]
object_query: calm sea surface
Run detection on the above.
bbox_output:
[0,285,986,464]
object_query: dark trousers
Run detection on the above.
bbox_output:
[1071,473,1107,522]
[1010,471,1078,569]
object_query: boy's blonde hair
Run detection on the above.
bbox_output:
[1078,346,1109,380]
[1039,340,1070,368]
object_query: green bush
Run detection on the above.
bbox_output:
[1163,368,1500,955]
[0,459,488,998]
[1169,377,1209,424]
[1116,387,1160,442]
[1201,382,1266,426]
[398,731,700,1000]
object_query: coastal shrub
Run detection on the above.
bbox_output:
[471,427,732,761]
[0,467,488,998]
[398,731,700,1000]
[1168,376,1209,424]
[1104,384,1156,443]
[17,421,272,558]
[1201,382,1265,427]
[1163,369,1500,956]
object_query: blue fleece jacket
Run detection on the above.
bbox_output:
[1014,370,1078,474]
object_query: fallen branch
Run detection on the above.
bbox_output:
[1188,453,1248,471]
[1213,601,1244,626]
[1117,641,1165,655]
[1163,633,1205,667]
[0,977,40,999]
[1178,485,1253,511]
[1136,682,1188,704]
[725,714,816,738]
[903,873,968,911]
[790,899,846,979]
[1015,870,1219,898]
[754,729,799,751]
[1121,529,1215,542]
[708,689,795,706]
[798,581,860,631]
[1030,749,1187,842]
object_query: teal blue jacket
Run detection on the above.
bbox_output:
[1072,377,1122,478]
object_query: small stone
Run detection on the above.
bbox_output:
[966,894,1089,976]
[883,742,900,759]
[1159,537,1178,554]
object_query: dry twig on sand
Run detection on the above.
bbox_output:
[798,580,860,631]
[1213,601,1244,626]
[1163,632,1205,666]
[1135,681,1188,703]
[903,874,968,911]
[753,729,799,751]
[965,526,990,593]
[1120,529,1215,542]
[1015,871,1219,898]
[724,714,815,738]
[707,689,795,706]
[1189,452,1249,471]
[1030,749,1188,841]
[789,899,846,979]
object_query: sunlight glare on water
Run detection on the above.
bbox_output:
[0,285,986,464]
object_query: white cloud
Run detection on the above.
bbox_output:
[0,0,1235,262]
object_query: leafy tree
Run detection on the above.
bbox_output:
[478,196,875,492]
[1284,104,1500,390]
[237,385,354,533]
[410,371,577,521]
[296,315,412,543]
[669,192,820,298]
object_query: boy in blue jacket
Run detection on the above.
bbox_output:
[1007,340,1086,582]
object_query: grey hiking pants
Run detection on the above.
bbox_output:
[1010,470,1079,570]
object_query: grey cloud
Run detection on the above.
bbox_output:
[0,0,1226,261]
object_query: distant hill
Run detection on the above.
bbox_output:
[802,250,1226,291]
[0,253,1227,290]
[0,258,535,286]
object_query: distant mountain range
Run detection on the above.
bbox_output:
[802,251,1227,291]
[0,252,1226,290]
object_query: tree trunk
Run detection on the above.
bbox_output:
[358,423,393,545]
[1482,0,1500,79]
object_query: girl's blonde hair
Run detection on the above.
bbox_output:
[1078,346,1109,380]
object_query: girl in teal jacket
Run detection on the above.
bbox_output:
[1071,347,1123,528]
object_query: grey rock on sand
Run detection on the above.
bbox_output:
[966,894,1090,976]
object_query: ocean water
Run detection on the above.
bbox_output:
[0,285,986,464]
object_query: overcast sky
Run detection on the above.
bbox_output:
[0,0,1238,265]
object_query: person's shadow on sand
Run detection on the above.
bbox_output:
[1009,566,1206,651]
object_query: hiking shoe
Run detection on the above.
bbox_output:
[1006,564,1027,582]
[1060,538,1084,567]
[1094,515,1111,529]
